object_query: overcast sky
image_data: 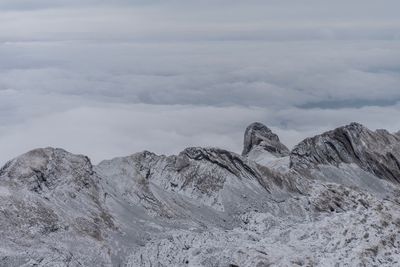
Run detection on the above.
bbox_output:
[1,0,400,165]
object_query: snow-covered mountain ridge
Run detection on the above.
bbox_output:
[1,122,400,266]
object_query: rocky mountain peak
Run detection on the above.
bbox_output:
[0,147,95,192]
[290,122,400,183]
[242,122,289,157]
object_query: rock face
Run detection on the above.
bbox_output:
[290,122,400,183]
[242,122,290,157]
[1,123,400,266]
[0,148,115,266]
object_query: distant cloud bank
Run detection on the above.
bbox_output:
[1,0,400,164]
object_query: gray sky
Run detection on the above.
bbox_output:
[1,0,400,164]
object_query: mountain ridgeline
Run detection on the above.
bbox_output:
[1,122,400,266]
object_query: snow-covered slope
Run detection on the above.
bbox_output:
[1,122,400,266]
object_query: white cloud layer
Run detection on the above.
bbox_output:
[1,0,400,165]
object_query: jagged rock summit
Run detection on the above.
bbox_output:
[290,122,400,184]
[1,122,400,266]
[242,122,290,157]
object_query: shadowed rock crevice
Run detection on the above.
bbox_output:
[182,147,259,179]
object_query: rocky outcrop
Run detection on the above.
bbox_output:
[290,123,400,183]
[0,148,115,266]
[181,147,259,180]
[0,148,95,193]
[242,122,290,157]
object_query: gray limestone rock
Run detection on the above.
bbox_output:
[290,122,400,183]
[242,122,290,157]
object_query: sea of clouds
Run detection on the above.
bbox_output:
[1,0,400,164]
